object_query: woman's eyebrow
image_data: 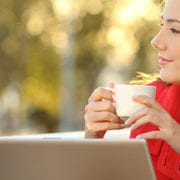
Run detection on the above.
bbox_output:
[166,18,180,24]
[161,15,180,24]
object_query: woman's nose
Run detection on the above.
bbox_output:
[151,30,166,51]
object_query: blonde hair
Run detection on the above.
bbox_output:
[129,72,160,85]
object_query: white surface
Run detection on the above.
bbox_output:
[0,128,130,140]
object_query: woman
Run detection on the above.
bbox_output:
[84,0,180,179]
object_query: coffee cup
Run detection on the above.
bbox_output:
[114,84,156,121]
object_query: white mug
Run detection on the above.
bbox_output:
[114,84,156,121]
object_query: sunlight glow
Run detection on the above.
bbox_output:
[119,0,148,24]
[104,0,160,69]
[51,0,73,17]
[86,0,103,15]
[114,0,160,25]
[23,2,47,36]
[25,0,160,70]
[26,15,44,35]
[107,27,126,47]
[106,26,138,67]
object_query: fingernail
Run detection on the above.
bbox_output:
[125,119,130,125]
[124,123,131,128]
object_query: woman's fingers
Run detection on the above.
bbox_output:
[125,95,176,142]
[84,108,125,133]
[130,112,162,130]
[84,111,122,124]
[84,85,125,138]
[135,115,180,153]
[88,87,114,102]
[126,95,165,126]
[132,95,164,111]
[85,100,116,114]
[136,131,162,140]
[86,120,125,132]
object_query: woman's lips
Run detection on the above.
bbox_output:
[159,56,173,66]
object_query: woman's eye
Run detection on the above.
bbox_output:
[170,28,180,34]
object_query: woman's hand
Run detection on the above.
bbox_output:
[126,95,180,153]
[84,86,125,138]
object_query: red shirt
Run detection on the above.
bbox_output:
[130,81,180,180]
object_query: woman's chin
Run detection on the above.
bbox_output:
[160,74,180,85]
[160,69,171,82]
[160,68,180,84]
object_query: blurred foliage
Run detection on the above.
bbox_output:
[0,0,163,135]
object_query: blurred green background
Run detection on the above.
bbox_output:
[0,0,163,135]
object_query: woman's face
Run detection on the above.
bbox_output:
[151,0,180,84]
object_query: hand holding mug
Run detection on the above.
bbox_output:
[84,85,125,138]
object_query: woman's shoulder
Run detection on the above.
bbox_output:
[147,80,167,89]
